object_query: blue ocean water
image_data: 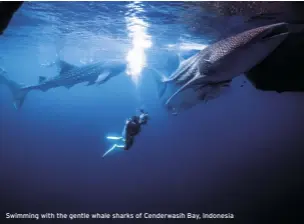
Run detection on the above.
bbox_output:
[1,1,304,222]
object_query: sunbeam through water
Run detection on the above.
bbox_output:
[125,1,152,86]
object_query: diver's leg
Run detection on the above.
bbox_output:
[124,136,134,151]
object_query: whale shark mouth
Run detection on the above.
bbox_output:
[262,25,289,40]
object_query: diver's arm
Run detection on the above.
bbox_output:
[139,113,149,124]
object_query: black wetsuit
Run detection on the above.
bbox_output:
[124,118,141,150]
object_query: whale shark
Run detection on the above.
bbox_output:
[0,59,126,109]
[151,22,290,114]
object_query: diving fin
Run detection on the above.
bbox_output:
[102,144,125,157]
[106,136,123,140]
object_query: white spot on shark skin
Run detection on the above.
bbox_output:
[80,58,94,65]
[125,1,152,86]
[95,71,110,84]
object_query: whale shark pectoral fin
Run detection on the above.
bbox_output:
[177,53,186,66]
[86,80,95,86]
[165,79,232,113]
[64,84,74,89]
[95,71,110,85]
[58,60,78,75]
[38,76,47,84]
[149,68,169,98]
[199,80,232,102]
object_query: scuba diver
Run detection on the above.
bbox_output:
[102,109,149,157]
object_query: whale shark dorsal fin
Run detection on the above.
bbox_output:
[38,76,47,84]
[59,60,77,75]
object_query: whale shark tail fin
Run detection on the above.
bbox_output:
[0,70,28,110]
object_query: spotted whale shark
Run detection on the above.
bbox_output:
[151,22,289,114]
[0,60,126,109]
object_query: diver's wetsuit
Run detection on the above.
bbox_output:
[122,117,141,150]
[103,111,149,157]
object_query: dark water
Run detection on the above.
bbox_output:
[0,2,303,223]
